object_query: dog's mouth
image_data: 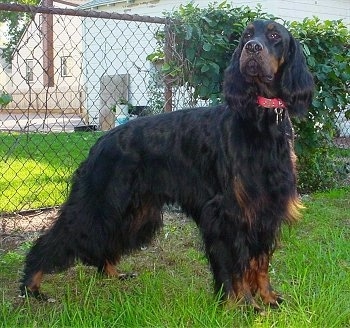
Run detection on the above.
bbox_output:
[245,60,259,76]
[241,58,275,83]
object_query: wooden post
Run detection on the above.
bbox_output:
[164,19,172,112]
[42,0,54,88]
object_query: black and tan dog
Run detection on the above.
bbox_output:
[20,20,314,311]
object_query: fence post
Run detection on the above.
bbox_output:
[164,19,172,112]
[42,0,55,88]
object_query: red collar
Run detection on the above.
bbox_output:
[257,96,286,109]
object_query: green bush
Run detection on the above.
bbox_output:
[289,18,350,192]
[149,2,275,103]
[148,2,350,192]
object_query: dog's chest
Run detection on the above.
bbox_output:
[231,130,296,209]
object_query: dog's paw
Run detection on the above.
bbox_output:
[19,288,55,302]
[267,294,284,309]
[118,272,138,280]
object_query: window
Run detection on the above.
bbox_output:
[38,14,43,39]
[25,59,34,82]
[61,56,72,77]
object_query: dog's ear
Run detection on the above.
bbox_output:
[223,46,255,110]
[280,35,314,116]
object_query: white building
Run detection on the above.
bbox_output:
[79,0,349,126]
[8,0,85,113]
[81,0,349,24]
[0,49,11,92]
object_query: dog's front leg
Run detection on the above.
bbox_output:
[200,196,261,310]
[231,271,262,312]
[253,254,284,307]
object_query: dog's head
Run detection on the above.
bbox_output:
[224,20,314,116]
[239,20,290,84]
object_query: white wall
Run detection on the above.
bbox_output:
[82,17,160,124]
[83,0,350,25]
[230,0,349,24]
[9,1,83,111]
[81,0,349,124]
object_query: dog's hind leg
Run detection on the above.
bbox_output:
[20,270,44,299]
[99,260,120,277]
[128,200,163,249]
[97,259,137,280]
[96,198,162,280]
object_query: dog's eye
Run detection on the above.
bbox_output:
[244,31,253,39]
[269,32,281,40]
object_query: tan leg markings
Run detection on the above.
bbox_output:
[230,273,262,312]
[249,256,282,306]
[103,260,137,280]
[28,270,43,292]
[227,255,282,311]
[103,261,119,277]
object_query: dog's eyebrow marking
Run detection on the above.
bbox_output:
[246,24,254,32]
[267,23,277,31]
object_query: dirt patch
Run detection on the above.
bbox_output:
[1,207,59,232]
[1,207,58,252]
[0,206,189,253]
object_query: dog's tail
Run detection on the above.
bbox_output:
[19,209,77,298]
[19,137,138,297]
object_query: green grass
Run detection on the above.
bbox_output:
[0,132,102,213]
[0,189,349,327]
[1,132,349,326]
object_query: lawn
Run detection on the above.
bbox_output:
[0,132,103,213]
[0,189,349,327]
[1,131,349,326]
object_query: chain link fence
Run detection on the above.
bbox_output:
[0,4,349,238]
[0,4,171,235]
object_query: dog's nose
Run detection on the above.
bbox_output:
[244,40,263,53]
